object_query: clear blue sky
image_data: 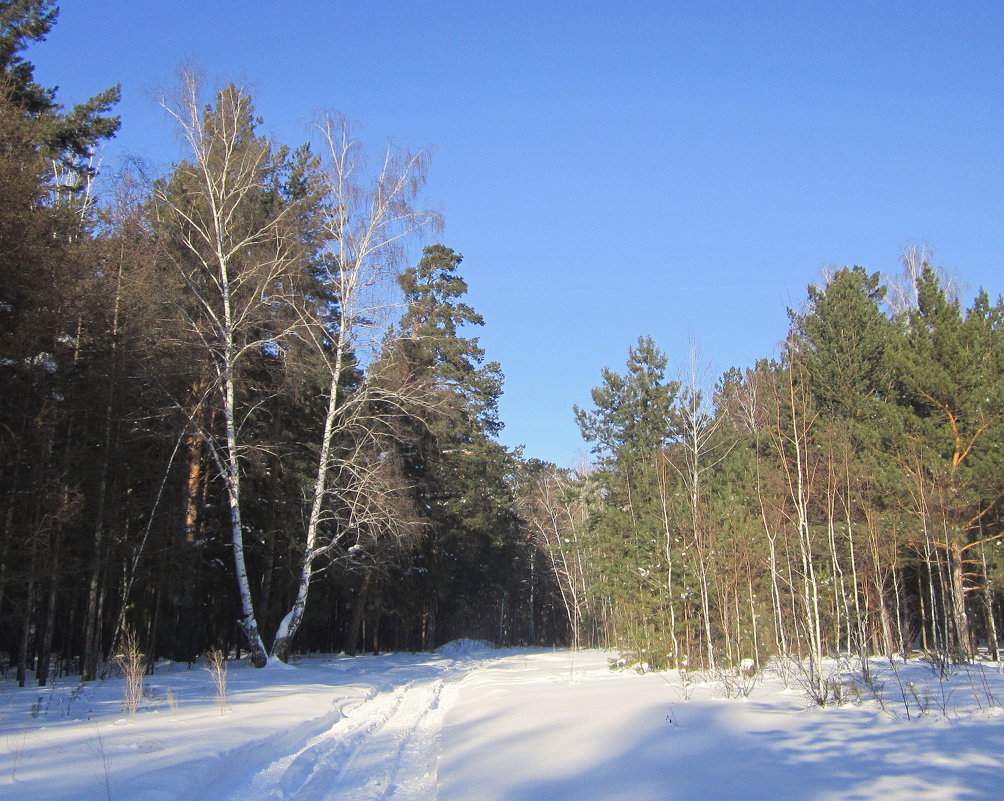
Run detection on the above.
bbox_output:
[32,1,1003,468]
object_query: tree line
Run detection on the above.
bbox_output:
[3,3,1001,691]
[0,2,567,686]
[524,258,1003,696]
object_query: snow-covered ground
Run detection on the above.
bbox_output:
[3,644,1004,800]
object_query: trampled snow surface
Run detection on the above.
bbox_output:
[3,646,1004,800]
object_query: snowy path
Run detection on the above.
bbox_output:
[227,675,456,801]
[6,647,1004,801]
[171,653,476,801]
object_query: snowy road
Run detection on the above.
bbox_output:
[171,650,478,801]
[225,675,457,801]
[5,646,1004,801]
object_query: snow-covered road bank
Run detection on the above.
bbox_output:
[3,646,1004,800]
[440,650,1004,800]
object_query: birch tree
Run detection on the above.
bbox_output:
[155,71,309,666]
[516,461,592,648]
[269,115,440,661]
[672,342,734,668]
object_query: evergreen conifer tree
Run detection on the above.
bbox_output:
[0,0,119,181]
[385,245,524,646]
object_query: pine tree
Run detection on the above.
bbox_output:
[0,0,119,182]
[0,5,122,682]
[791,267,902,658]
[383,245,524,647]
[893,267,1004,657]
[574,336,682,667]
[793,266,894,425]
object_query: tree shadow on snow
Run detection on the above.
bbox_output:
[439,700,1004,801]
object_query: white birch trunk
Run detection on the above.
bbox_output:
[269,114,439,661]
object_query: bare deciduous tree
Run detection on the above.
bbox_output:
[885,242,961,315]
[270,115,441,661]
[517,463,591,649]
[155,69,306,666]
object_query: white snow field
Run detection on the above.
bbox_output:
[2,643,1004,801]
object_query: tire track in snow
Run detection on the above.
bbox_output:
[227,661,467,801]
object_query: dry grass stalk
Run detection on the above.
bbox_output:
[166,689,179,718]
[206,649,228,715]
[116,628,144,719]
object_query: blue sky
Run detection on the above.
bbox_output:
[32,1,1003,468]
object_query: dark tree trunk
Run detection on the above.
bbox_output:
[343,573,371,656]
[36,526,61,686]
